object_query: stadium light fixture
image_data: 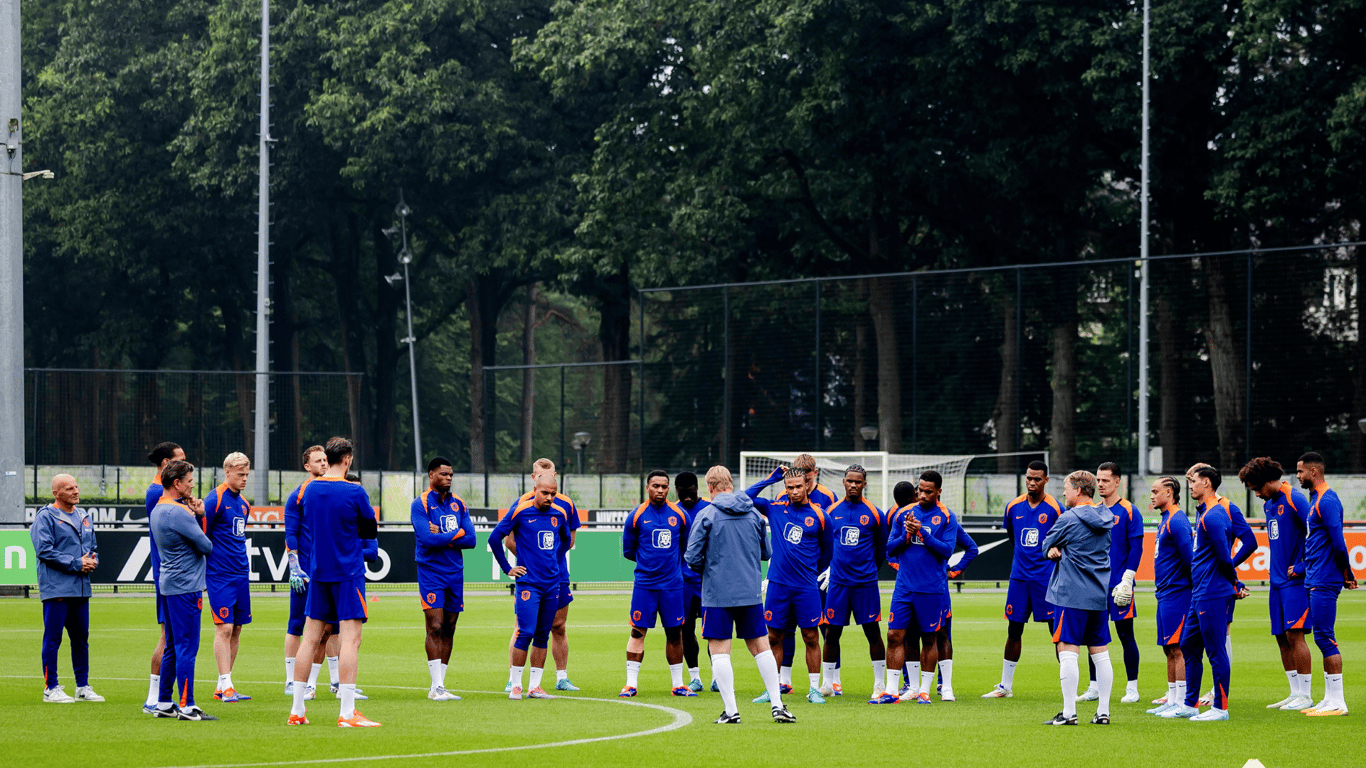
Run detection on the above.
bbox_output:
[383,272,402,287]
[394,190,421,479]
[860,425,878,442]
[571,431,591,474]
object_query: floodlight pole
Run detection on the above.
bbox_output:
[1136,0,1151,477]
[397,195,421,479]
[252,0,271,504]
[0,0,24,522]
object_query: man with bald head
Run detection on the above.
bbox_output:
[31,474,103,703]
[489,472,572,700]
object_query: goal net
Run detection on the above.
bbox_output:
[739,451,978,513]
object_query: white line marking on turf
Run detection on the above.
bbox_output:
[0,675,694,767]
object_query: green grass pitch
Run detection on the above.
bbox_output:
[1,588,1360,767]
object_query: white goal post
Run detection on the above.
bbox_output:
[739,450,1048,514]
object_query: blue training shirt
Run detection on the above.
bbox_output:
[752,496,831,589]
[676,497,709,586]
[1003,493,1063,582]
[1191,496,1238,600]
[489,497,569,588]
[623,500,691,590]
[412,488,478,582]
[145,478,163,585]
[888,501,955,594]
[1107,497,1145,589]
[507,491,580,583]
[1264,482,1310,590]
[284,479,313,573]
[826,497,885,586]
[1154,504,1194,597]
[203,483,250,583]
[301,476,378,582]
[1303,484,1352,589]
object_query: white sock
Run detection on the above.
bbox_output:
[907,662,921,694]
[339,683,356,719]
[1167,681,1176,701]
[327,656,340,686]
[428,659,442,688]
[285,658,295,685]
[626,660,641,689]
[713,654,737,715]
[939,659,954,691]
[1327,673,1344,703]
[218,673,232,691]
[509,664,525,690]
[440,662,449,688]
[780,665,792,687]
[1092,651,1113,716]
[1286,670,1299,697]
[1059,651,1079,718]
[556,669,568,682]
[1126,679,1139,695]
[146,675,160,707]
[290,679,307,717]
[307,663,322,687]
[670,663,684,688]
[821,661,837,688]
[920,671,934,695]
[886,669,902,694]
[1225,633,1232,663]
[528,665,544,691]
[1002,659,1018,689]
[1175,680,1188,704]
[831,665,841,686]
[873,660,887,691]
[688,666,700,682]
[1299,671,1312,698]
[756,650,783,705]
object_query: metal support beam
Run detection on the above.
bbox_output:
[0,0,24,521]
[252,0,271,504]
[1137,0,1152,477]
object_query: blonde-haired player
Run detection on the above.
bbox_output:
[204,452,254,703]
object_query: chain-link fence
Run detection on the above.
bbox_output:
[26,370,364,478]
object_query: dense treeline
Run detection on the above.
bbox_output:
[19,0,1366,473]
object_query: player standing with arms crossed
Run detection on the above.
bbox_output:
[749,468,832,705]
[877,476,953,704]
[983,460,1062,698]
[141,441,183,714]
[1239,457,1315,711]
[1296,452,1358,716]
[1042,470,1115,726]
[286,437,380,727]
[674,471,710,691]
[150,460,216,721]
[1145,477,1193,716]
[1081,463,1143,704]
[820,465,886,700]
[32,474,102,704]
[412,456,476,701]
[203,452,254,703]
[490,473,569,700]
[684,466,793,724]
[620,470,695,697]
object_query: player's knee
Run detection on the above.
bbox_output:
[513,631,534,651]
[664,626,682,643]
[1313,628,1340,657]
[630,628,646,640]
[531,633,551,649]
[1006,621,1025,640]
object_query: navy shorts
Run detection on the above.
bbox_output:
[1268,584,1311,635]
[889,591,943,633]
[702,604,767,640]
[1052,606,1111,646]
[307,577,369,623]
[207,578,252,626]
[683,583,703,622]
[1005,578,1054,623]
[765,581,823,630]
[630,585,685,628]
[287,585,309,636]
[419,578,465,613]
[1155,591,1190,646]
[557,581,574,610]
[825,582,882,626]
[1108,588,1137,622]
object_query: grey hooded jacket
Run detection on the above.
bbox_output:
[1043,502,1114,611]
[684,491,770,608]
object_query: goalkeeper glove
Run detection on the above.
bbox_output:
[817,568,830,592]
[1110,569,1136,607]
[288,551,309,593]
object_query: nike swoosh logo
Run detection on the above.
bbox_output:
[949,539,1006,566]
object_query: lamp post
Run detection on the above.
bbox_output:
[571,431,591,474]
[384,192,421,480]
[860,426,879,444]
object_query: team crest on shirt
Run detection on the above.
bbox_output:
[1022,529,1039,547]
[233,517,245,536]
[668,515,678,526]
[804,516,815,527]
[652,529,673,549]
[932,516,941,525]
[841,526,860,546]
[860,515,869,525]
[539,531,556,550]
[1038,513,1048,524]
[1269,518,1280,540]
[783,522,804,544]
[441,514,458,532]
[551,516,560,527]
[1114,515,1120,525]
